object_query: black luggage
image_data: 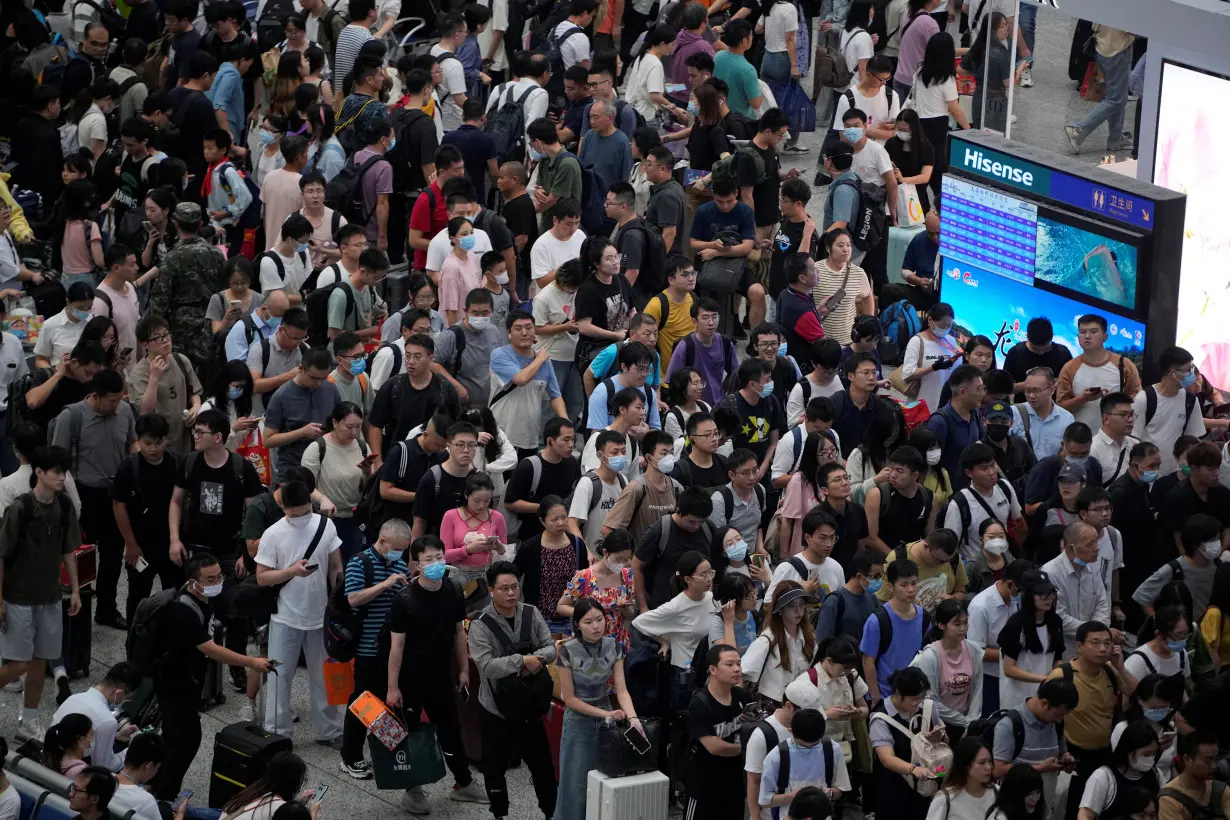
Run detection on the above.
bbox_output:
[61,588,92,679]
[207,721,293,808]
[201,621,226,711]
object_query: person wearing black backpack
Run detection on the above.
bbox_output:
[468,560,559,819]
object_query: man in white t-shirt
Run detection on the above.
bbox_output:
[1089,391,1138,487]
[840,107,897,223]
[1056,314,1143,431]
[529,200,586,296]
[838,21,875,93]
[831,55,900,142]
[785,339,846,427]
[431,15,470,133]
[254,479,344,740]
[1076,486,1123,616]
[77,84,115,161]
[113,731,166,820]
[259,214,314,304]
[1130,346,1207,475]
[552,0,594,70]
[771,401,842,490]
[767,507,847,604]
[570,429,634,552]
[942,443,1024,561]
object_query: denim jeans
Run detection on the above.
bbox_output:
[554,709,604,820]
[551,359,583,425]
[1074,47,1132,148]
[1017,2,1036,61]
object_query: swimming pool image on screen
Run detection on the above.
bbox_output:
[1033,215,1138,311]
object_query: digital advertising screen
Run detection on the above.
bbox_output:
[940,259,1147,364]
[1034,212,1140,312]
[1153,61,1230,387]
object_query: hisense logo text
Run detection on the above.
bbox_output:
[964,149,1035,187]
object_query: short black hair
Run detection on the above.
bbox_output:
[136,413,171,440]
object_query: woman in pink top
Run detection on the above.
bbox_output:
[438,216,483,326]
[778,431,839,556]
[910,597,986,742]
[43,713,93,779]
[440,473,508,610]
[57,179,104,291]
[892,0,943,102]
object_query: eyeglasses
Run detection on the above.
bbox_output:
[692,570,717,580]
[692,429,720,439]
[1106,411,1136,419]
[450,441,478,451]
[66,784,78,797]
[148,333,171,344]
[192,428,215,437]
[586,79,611,88]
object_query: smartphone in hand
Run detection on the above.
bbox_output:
[171,790,193,811]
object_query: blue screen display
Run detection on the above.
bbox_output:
[939,259,1146,363]
[1034,215,1138,312]
[940,176,1039,285]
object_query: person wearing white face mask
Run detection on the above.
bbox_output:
[430,288,504,409]
[575,427,638,550]
[1077,720,1161,820]
[51,661,144,772]
[901,301,961,413]
[338,517,411,779]
[254,479,345,741]
[966,518,1016,598]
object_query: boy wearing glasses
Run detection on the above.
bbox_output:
[128,314,203,456]
[815,548,884,642]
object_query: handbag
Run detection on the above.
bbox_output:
[889,334,926,400]
[597,718,662,777]
[697,255,747,295]
[322,659,354,706]
[897,183,925,228]
[774,80,817,134]
[869,700,953,797]
[230,515,329,619]
[479,609,553,718]
[236,428,272,486]
[367,712,447,790]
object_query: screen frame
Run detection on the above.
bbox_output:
[1031,202,1148,317]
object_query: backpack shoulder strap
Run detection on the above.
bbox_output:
[1008,709,1026,758]
[1168,558,1185,583]
[1144,385,1158,426]
[1159,788,1207,819]
[529,454,543,500]
[823,739,835,786]
[776,739,791,795]
[478,611,519,655]
[654,292,670,328]
[718,485,734,527]
[1014,402,1032,446]
[875,606,893,658]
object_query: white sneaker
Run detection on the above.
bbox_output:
[401,787,430,815]
[1020,67,1034,87]
[240,698,258,724]
[450,782,489,803]
[4,676,23,693]
[16,718,46,742]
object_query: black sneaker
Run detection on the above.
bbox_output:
[230,669,247,693]
[55,676,72,706]
[95,612,127,630]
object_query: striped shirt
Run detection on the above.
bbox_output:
[344,547,409,657]
[332,24,374,86]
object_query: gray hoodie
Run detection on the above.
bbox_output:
[909,639,986,729]
[467,602,557,719]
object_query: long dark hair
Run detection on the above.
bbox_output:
[798,431,826,502]
[222,752,307,814]
[80,317,119,367]
[668,366,701,408]
[893,109,929,157]
[991,764,1045,820]
[463,406,502,463]
[944,736,990,793]
[909,427,949,493]
[212,359,255,419]
[845,1,873,31]
[1009,586,1064,657]
[764,579,816,674]
[43,713,91,772]
[919,31,957,86]
[858,404,904,473]
[966,11,1006,68]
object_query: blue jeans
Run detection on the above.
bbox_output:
[1017,2,1036,62]
[555,709,604,820]
[761,51,791,84]
[333,516,365,563]
[551,359,583,425]
[1073,47,1132,148]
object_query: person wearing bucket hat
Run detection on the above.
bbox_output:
[742,581,818,708]
[981,399,1037,489]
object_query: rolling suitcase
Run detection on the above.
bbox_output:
[207,721,293,808]
[544,699,564,779]
[585,770,669,820]
[61,587,92,679]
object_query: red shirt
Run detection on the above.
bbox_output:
[408,180,448,268]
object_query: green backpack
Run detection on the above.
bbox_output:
[712,144,767,187]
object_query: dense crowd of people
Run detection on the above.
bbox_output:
[0,2,1209,820]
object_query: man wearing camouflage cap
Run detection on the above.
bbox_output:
[149,203,226,377]
[981,400,1037,490]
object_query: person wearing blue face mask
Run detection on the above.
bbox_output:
[385,533,488,810]
[337,517,411,779]
[758,708,850,820]
[258,213,315,307]
[1108,440,1163,638]
[574,428,637,550]
[1130,346,1207,477]
[1041,521,1112,660]
[967,558,1034,717]
[1125,605,1192,687]
[34,281,97,369]
[815,548,885,643]
[439,216,483,327]
[325,332,370,410]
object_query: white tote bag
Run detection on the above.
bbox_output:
[897,182,926,228]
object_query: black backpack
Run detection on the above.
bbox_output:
[619,217,667,292]
[305,280,358,348]
[324,552,373,661]
[769,738,836,797]
[127,585,204,675]
[967,708,1027,760]
[1143,385,1198,429]
[365,341,403,380]
[6,366,55,435]
[873,603,931,659]
[486,84,541,164]
[944,479,1013,547]
[325,154,384,224]
[255,249,310,295]
[479,608,553,717]
[831,176,887,252]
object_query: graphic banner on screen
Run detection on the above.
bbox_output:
[940,260,1146,364]
[1154,60,1230,389]
[1034,214,1139,312]
[940,176,1038,285]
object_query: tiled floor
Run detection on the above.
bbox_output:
[0,8,1139,819]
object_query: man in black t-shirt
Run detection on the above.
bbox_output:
[411,421,478,538]
[1163,442,1230,547]
[166,52,221,203]
[714,358,786,472]
[865,446,934,555]
[505,418,583,541]
[670,412,731,491]
[496,162,540,301]
[368,333,463,459]
[112,414,183,625]
[23,341,106,433]
[769,178,822,297]
[377,415,449,529]
[686,643,752,820]
[151,553,273,799]
[633,486,721,610]
[1002,318,1075,402]
[169,409,266,689]
[737,108,793,263]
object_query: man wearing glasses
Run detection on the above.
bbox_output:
[247,305,311,415]
[128,314,203,456]
[830,55,901,144]
[1009,366,1074,461]
[1089,392,1139,487]
[263,350,341,484]
[581,66,638,140]
[1056,314,1143,431]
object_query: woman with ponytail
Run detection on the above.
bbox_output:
[910,597,985,742]
[43,713,94,777]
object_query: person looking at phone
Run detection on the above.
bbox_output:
[254,479,345,741]
[263,350,341,484]
[1056,314,1143,432]
[867,666,943,817]
[989,677,1077,803]
[51,661,143,773]
[128,314,203,457]
[114,732,168,820]
[901,302,961,413]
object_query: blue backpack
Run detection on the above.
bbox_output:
[215,162,263,230]
[879,299,921,367]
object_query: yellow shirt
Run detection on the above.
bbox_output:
[922,470,953,511]
[1200,606,1230,669]
[1044,663,1117,750]
[876,540,969,612]
[644,290,695,380]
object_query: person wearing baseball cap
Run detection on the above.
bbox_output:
[743,581,818,708]
[981,399,1037,489]
[996,567,1066,711]
[820,142,859,240]
[1026,460,1087,564]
